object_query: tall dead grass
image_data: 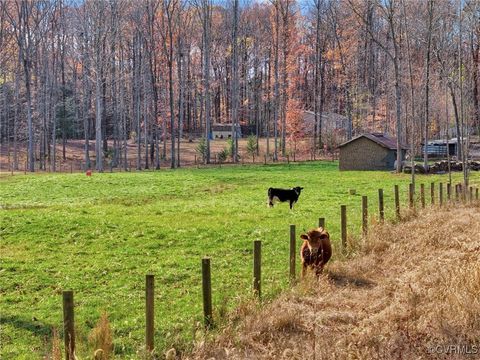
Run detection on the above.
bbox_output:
[44,327,62,360]
[89,312,113,360]
[189,204,480,359]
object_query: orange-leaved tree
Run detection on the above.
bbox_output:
[286,98,305,157]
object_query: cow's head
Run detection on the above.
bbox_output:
[293,186,304,195]
[300,228,329,255]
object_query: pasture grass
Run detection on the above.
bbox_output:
[1,161,478,358]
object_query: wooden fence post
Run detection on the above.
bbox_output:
[439,183,443,207]
[253,240,262,299]
[455,184,459,201]
[62,291,75,360]
[289,225,296,283]
[145,275,155,354]
[447,183,451,201]
[341,205,347,250]
[378,189,384,223]
[202,258,213,328]
[430,183,435,205]
[362,196,368,235]
[409,183,414,209]
[394,185,400,219]
[420,184,425,209]
[318,217,325,229]
[476,188,479,201]
[470,187,473,203]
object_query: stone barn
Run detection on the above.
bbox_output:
[338,133,408,171]
[211,124,241,139]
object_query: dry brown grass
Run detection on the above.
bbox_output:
[88,312,113,360]
[45,327,62,360]
[188,204,480,359]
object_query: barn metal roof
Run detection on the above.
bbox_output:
[211,123,238,131]
[338,133,409,150]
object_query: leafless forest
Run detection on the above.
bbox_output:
[0,0,478,172]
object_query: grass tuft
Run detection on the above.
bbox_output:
[88,312,113,359]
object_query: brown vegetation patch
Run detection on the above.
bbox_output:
[200,183,238,195]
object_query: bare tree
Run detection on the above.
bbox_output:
[231,0,239,162]
[349,0,404,173]
[422,0,435,170]
[7,1,42,172]
[195,0,212,163]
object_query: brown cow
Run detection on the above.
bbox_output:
[300,227,332,277]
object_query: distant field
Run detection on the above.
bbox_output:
[1,162,478,358]
[0,137,329,172]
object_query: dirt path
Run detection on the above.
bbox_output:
[190,205,480,359]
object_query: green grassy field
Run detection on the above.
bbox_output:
[1,162,478,358]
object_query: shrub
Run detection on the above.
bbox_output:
[226,138,241,161]
[246,135,258,162]
[196,138,207,163]
[218,148,229,163]
[226,138,234,159]
[104,147,114,159]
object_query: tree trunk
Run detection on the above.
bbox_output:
[178,36,184,168]
[202,0,212,164]
[423,0,434,169]
[81,26,91,169]
[231,0,239,162]
[95,73,103,172]
[273,1,280,161]
[401,0,416,188]
[168,7,175,169]
[280,1,290,157]
[313,0,321,152]
[134,33,142,170]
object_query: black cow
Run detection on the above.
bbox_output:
[267,187,304,209]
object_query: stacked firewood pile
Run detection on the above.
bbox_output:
[403,160,480,174]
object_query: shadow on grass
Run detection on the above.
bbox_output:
[328,271,376,289]
[0,314,53,337]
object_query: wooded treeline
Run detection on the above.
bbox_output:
[0,0,478,171]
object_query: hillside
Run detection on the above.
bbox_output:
[191,205,480,359]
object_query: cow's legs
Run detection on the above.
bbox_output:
[301,264,307,278]
[268,197,274,208]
